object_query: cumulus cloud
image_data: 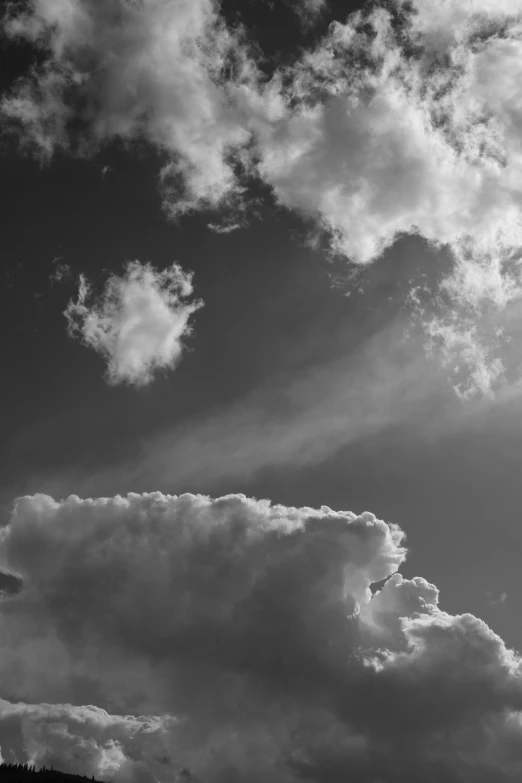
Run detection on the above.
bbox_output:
[1,491,522,781]
[0,699,175,782]
[64,261,202,387]
[5,0,522,395]
[238,0,522,395]
[1,0,251,215]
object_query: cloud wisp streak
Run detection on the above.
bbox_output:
[26,317,461,501]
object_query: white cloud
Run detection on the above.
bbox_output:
[50,259,71,286]
[240,0,522,395]
[64,261,202,387]
[6,0,522,396]
[1,491,522,781]
[0,699,175,782]
[424,315,506,400]
[1,0,251,215]
[404,0,522,48]
[52,317,441,496]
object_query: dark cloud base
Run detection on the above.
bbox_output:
[0,492,520,782]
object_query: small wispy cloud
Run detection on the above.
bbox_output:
[288,0,328,27]
[42,317,452,498]
[207,221,243,235]
[487,591,508,607]
[64,260,203,387]
[0,698,175,781]
[49,258,71,285]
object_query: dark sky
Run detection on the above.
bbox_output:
[1,100,519,651]
[2,1,522,781]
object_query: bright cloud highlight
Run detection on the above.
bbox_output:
[1,0,251,215]
[1,492,522,781]
[239,0,522,395]
[5,0,522,396]
[64,261,202,387]
[0,700,174,783]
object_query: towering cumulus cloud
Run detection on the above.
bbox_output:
[64,261,203,387]
[0,492,521,781]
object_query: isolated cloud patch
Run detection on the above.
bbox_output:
[288,0,328,27]
[1,491,522,781]
[64,261,202,387]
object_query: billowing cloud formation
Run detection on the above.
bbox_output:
[5,0,522,396]
[64,261,202,387]
[0,700,174,783]
[243,2,522,266]
[240,0,522,395]
[1,492,522,781]
[1,0,250,215]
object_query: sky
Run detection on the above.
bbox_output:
[2,0,522,781]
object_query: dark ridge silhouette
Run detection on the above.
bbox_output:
[0,763,106,783]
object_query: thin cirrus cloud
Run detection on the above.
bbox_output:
[1,491,522,781]
[4,0,522,396]
[64,261,203,387]
[31,317,447,500]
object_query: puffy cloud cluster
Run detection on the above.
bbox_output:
[1,491,522,781]
[0,700,175,783]
[64,261,202,387]
[240,0,522,395]
[1,0,251,215]
[5,0,522,396]
[243,0,522,264]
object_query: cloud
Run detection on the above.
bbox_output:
[1,0,251,215]
[258,1,522,266]
[1,490,522,781]
[238,0,522,394]
[5,0,522,396]
[0,699,175,783]
[42,316,446,497]
[64,261,202,387]
[206,221,243,235]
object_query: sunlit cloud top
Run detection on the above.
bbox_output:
[4,0,522,396]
